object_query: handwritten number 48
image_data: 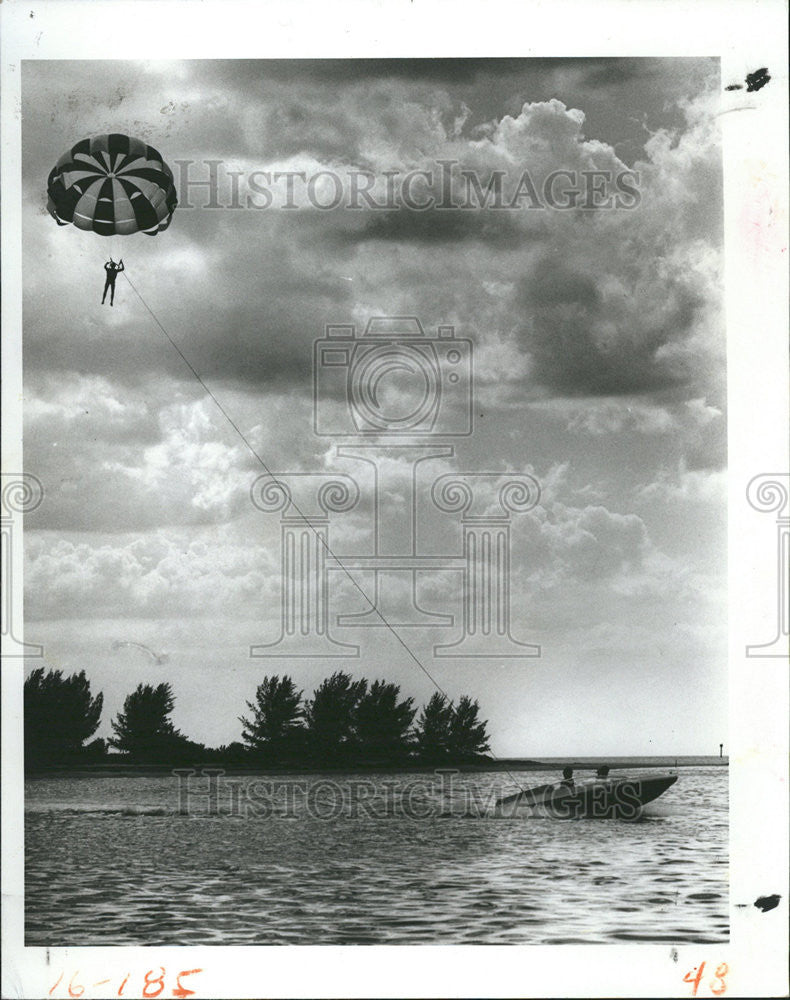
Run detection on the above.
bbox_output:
[683,961,729,996]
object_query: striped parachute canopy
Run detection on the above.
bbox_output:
[46,133,178,236]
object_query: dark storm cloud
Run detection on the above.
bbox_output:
[23,287,343,392]
[185,57,718,169]
[24,202,356,392]
[195,57,706,89]
[576,58,663,89]
[528,265,599,307]
[193,58,561,87]
[260,102,362,162]
[334,207,537,249]
[517,260,704,397]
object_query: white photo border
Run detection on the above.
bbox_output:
[2,1,788,997]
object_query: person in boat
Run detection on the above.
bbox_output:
[596,765,610,778]
[560,766,574,787]
[102,257,124,306]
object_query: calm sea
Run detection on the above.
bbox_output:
[25,766,728,945]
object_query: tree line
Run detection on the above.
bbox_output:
[24,668,491,770]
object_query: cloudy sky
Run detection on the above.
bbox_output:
[21,58,727,756]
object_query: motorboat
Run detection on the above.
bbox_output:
[495,772,678,819]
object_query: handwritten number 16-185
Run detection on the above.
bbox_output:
[48,967,203,998]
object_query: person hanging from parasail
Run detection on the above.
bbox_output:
[101,257,125,306]
[46,133,178,306]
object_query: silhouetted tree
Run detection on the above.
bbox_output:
[354,680,416,762]
[215,741,249,764]
[448,695,490,757]
[24,667,103,765]
[415,692,491,761]
[109,683,188,762]
[414,691,454,760]
[304,672,367,760]
[84,738,107,760]
[240,675,304,758]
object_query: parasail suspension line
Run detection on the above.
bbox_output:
[119,269,530,800]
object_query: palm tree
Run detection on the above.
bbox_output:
[240,675,304,758]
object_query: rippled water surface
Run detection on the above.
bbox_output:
[25,767,728,945]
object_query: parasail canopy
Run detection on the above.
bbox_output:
[47,133,178,236]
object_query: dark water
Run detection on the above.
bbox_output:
[25,767,728,945]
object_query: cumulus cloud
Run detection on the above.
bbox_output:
[527,393,726,477]
[516,499,648,587]
[25,526,281,622]
[19,58,727,752]
[24,375,326,531]
[636,466,727,505]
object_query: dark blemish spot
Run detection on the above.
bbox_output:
[108,86,126,111]
[754,893,781,912]
[725,84,743,91]
[670,947,678,963]
[734,903,748,908]
[745,68,771,92]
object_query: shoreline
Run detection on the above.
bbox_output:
[25,755,729,778]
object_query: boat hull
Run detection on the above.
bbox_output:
[497,773,678,819]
